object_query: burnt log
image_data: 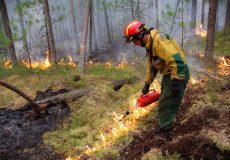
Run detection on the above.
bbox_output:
[112,77,137,91]
[35,88,91,109]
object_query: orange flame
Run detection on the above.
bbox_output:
[116,58,128,69]
[84,88,160,156]
[218,57,230,76]
[4,60,12,68]
[190,77,198,84]
[4,51,77,70]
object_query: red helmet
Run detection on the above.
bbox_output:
[124,20,145,43]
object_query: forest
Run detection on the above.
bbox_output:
[0,0,229,159]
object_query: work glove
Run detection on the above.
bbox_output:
[142,83,150,95]
[171,79,181,97]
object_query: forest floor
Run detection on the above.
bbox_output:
[0,34,230,160]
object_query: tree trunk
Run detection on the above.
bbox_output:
[45,18,51,62]
[224,0,230,31]
[215,0,218,31]
[204,0,217,60]
[78,0,82,29]
[62,0,70,40]
[201,0,205,26]
[43,3,51,62]
[170,0,181,34]
[56,10,63,41]
[16,0,32,68]
[155,0,159,29]
[191,0,197,29]
[0,16,3,31]
[0,0,18,66]
[92,0,99,52]
[44,0,57,64]
[89,0,93,57]
[130,0,134,19]
[59,1,67,40]
[136,0,141,20]
[103,0,112,45]
[78,0,90,74]
[70,0,80,51]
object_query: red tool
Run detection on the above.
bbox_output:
[119,90,160,121]
[136,90,160,108]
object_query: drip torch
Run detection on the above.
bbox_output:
[119,90,160,121]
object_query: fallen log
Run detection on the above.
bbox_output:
[112,77,137,91]
[0,80,41,115]
[35,88,91,109]
[113,78,129,91]
[190,66,223,81]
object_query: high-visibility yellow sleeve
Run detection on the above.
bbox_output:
[145,53,153,84]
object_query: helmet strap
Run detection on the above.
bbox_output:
[135,29,147,47]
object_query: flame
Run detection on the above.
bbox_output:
[4,51,76,70]
[22,51,51,70]
[21,50,51,70]
[100,131,107,147]
[190,77,198,84]
[4,60,12,68]
[116,58,128,69]
[58,55,76,67]
[220,57,228,66]
[218,57,230,76]
[196,24,207,37]
[66,156,81,160]
[83,82,161,156]
[105,61,113,68]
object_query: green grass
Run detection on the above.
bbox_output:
[0,61,146,158]
[184,30,230,57]
[214,30,230,57]
[43,80,142,157]
[0,60,142,109]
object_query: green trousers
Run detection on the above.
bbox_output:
[158,66,190,129]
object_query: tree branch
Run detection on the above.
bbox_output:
[0,80,41,115]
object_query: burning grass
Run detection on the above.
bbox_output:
[1,47,229,159]
[43,83,142,158]
[0,59,148,157]
[43,67,159,159]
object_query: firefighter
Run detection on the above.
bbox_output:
[124,20,190,139]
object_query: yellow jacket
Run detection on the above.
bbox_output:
[145,29,188,84]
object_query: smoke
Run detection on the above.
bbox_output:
[4,0,228,63]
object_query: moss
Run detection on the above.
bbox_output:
[141,148,181,160]
[206,130,230,152]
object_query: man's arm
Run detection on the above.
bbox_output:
[145,53,154,84]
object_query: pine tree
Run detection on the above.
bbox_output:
[224,0,230,31]
[43,0,57,64]
[78,0,90,74]
[0,0,18,66]
[204,0,217,60]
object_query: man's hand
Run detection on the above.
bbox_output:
[171,79,181,96]
[142,83,150,95]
